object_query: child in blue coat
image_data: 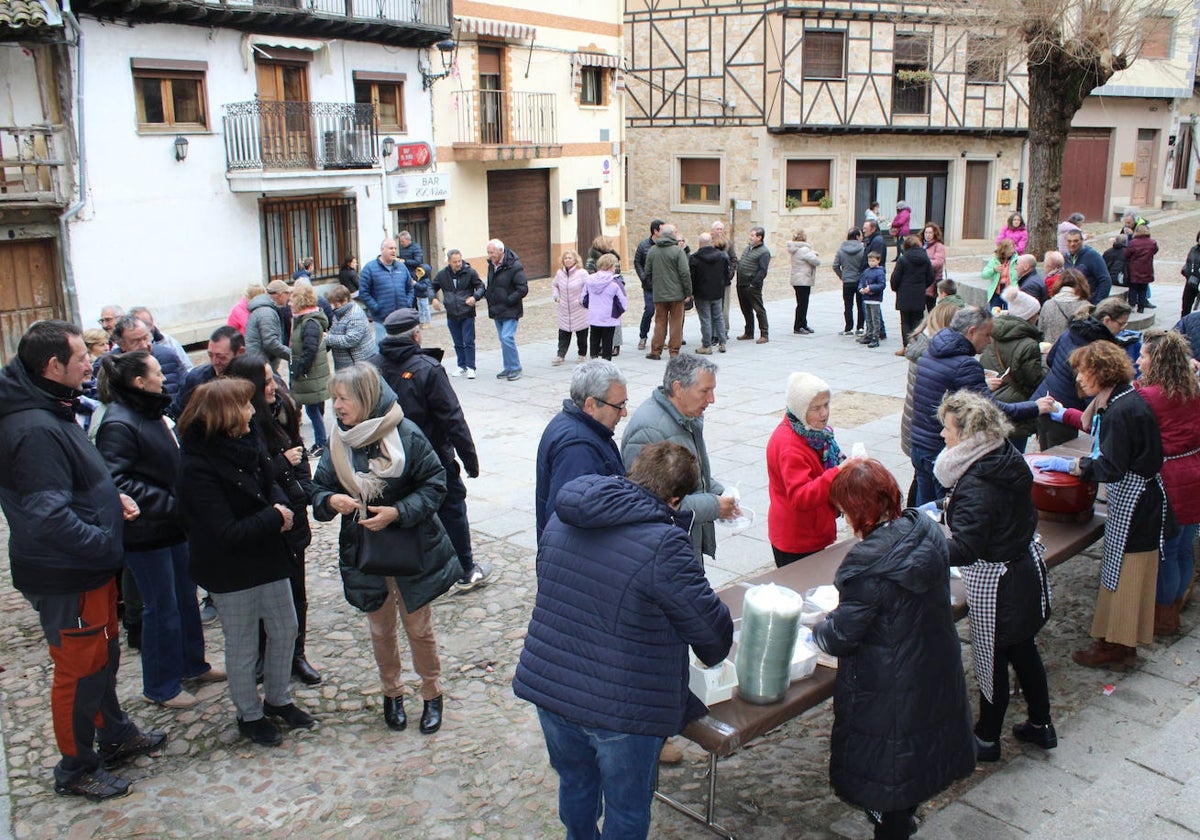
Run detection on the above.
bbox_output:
[858,251,887,348]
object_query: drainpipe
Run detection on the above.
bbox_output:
[57,0,85,325]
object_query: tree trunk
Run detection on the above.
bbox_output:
[1025,60,1076,256]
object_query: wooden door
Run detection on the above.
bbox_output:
[487,169,550,278]
[1132,129,1157,205]
[962,161,990,239]
[478,47,504,144]
[575,189,601,257]
[1061,129,1111,221]
[0,238,62,364]
[256,59,311,168]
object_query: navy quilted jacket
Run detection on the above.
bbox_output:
[1031,316,1118,410]
[910,328,1038,454]
[513,474,733,737]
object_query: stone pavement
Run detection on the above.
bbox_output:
[1,230,1199,838]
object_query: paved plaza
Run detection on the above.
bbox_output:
[2,215,1200,838]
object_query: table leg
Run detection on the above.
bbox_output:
[653,752,736,839]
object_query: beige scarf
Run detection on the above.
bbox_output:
[329,402,406,504]
[932,432,1006,489]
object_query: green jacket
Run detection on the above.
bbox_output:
[979,315,1046,438]
[311,391,461,613]
[644,231,692,303]
[290,310,330,405]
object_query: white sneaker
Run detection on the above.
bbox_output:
[465,368,476,379]
[451,367,465,377]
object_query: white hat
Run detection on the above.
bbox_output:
[786,371,831,421]
[1002,285,1040,322]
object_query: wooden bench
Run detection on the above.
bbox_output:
[656,508,1107,838]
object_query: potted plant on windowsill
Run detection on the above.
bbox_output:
[896,69,933,87]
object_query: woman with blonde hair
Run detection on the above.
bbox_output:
[227,283,265,335]
[786,229,820,334]
[552,250,589,365]
[290,284,330,457]
[982,238,1019,310]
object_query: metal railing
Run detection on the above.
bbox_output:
[223,101,379,172]
[0,126,66,203]
[450,90,558,147]
[239,0,451,28]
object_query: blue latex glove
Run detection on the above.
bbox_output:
[1049,408,1066,422]
[917,501,940,513]
[1032,456,1073,473]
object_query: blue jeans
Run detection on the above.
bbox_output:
[910,446,945,508]
[494,318,520,372]
[638,290,654,340]
[537,707,662,840]
[1158,523,1198,604]
[695,298,725,347]
[446,316,476,371]
[417,296,432,324]
[124,541,210,702]
[373,320,387,343]
[304,401,327,447]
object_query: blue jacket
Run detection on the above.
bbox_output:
[1032,316,1119,410]
[535,399,624,541]
[358,256,415,323]
[513,473,733,737]
[859,265,887,303]
[1175,312,1200,363]
[1066,245,1112,303]
[910,328,1039,454]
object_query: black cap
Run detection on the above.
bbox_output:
[383,308,420,334]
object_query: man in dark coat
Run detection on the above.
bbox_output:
[862,219,888,265]
[373,308,490,592]
[689,232,730,353]
[535,359,628,542]
[632,219,663,350]
[0,320,165,801]
[1064,229,1112,304]
[431,249,486,378]
[484,238,529,381]
[108,315,186,402]
[735,226,771,343]
[889,236,934,354]
[1015,254,1047,304]
[514,442,733,840]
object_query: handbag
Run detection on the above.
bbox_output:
[352,516,425,576]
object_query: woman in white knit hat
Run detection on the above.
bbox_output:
[766,372,854,567]
[979,286,1048,452]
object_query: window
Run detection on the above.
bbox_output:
[679,157,721,205]
[892,34,931,115]
[580,67,608,106]
[966,35,1002,84]
[786,160,832,206]
[354,72,406,131]
[261,195,357,284]
[131,59,208,131]
[1141,16,1173,59]
[803,31,845,80]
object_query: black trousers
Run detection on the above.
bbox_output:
[437,459,473,575]
[976,635,1051,742]
[792,286,812,331]
[842,284,864,331]
[556,328,588,359]
[737,285,769,337]
[588,325,616,359]
[899,309,924,347]
[1182,280,1199,319]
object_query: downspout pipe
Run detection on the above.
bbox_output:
[57,0,84,324]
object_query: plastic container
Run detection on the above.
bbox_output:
[735,583,804,705]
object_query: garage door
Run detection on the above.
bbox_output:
[1061,129,1111,222]
[0,238,63,364]
[487,169,550,279]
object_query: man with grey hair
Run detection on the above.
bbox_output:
[129,306,193,372]
[643,223,692,360]
[98,305,124,340]
[735,226,771,343]
[621,354,738,565]
[535,359,628,542]
[1015,254,1046,304]
[485,238,529,380]
[909,307,1053,505]
[359,237,414,343]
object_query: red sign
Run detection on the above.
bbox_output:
[393,142,432,169]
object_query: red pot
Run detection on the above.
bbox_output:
[1024,453,1098,514]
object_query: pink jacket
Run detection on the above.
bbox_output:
[227,297,250,334]
[997,225,1028,255]
[552,267,590,332]
[584,270,628,328]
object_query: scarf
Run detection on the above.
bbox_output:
[329,402,406,503]
[786,410,844,470]
[932,433,1005,489]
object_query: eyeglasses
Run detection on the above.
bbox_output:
[595,397,627,411]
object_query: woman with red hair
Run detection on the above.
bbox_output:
[813,460,974,840]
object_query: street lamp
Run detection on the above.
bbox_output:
[420,39,457,90]
[381,136,396,159]
[174,135,189,162]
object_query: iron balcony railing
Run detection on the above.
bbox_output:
[451,90,558,147]
[245,0,450,28]
[0,125,67,204]
[223,101,379,172]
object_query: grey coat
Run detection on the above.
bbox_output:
[245,294,291,369]
[620,387,724,562]
[325,301,377,369]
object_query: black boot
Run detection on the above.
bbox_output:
[383,696,406,731]
[419,695,443,734]
[291,655,322,686]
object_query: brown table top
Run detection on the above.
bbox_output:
[682,509,1107,757]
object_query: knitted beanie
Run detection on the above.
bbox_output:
[1002,285,1040,322]
[786,371,831,421]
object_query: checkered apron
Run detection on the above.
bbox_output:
[960,538,1050,703]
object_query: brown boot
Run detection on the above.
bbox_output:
[1155,602,1181,636]
[1072,639,1137,671]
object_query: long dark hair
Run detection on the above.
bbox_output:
[226,352,299,452]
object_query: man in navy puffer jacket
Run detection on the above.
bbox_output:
[514,442,732,840]
[910,307,1051,505]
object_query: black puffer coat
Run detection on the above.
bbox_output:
[890,245,935,311]
[813,510,975,812]
[484,247,529,321]
[945,442,1038,567]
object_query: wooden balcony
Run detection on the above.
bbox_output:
[70,0,450,47]
[450,90,561,161]
[0,126,67,207]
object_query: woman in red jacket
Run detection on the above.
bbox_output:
[767,372,849,567]
[1135,329,1200,635]
[1124,224,1159,313]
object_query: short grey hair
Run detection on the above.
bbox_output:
[660,224,677,238]
[950,306,992,336]
[1067,213,1085,225]
[569,359,625,408]
[664,353,718,392]
[698,232,712,247]
[446,248,462,259]
[487,238,505,252]
[329,362,382,424]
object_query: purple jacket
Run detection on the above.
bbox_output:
[584,271,628,327]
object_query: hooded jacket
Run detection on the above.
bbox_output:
[290,309,330,405]
[1032,316,1119,411]
[484,247,530,321]
[979,315,1047,438]
[245,294,292,368]
[645,231,692,303]
[891,245,934,311]
[0,358,125,595]
[786,241,820,287]
[513,473,733,737]
[689,245,730,301]
[832,239,864,287]
[325,301,377,369]
[813,510,975,812]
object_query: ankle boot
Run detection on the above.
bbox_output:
[1072,639,1137,671]
[419,695,443,734]
[291,655,322,686]
[1155,602,1181,636]
[383,696,406,731]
